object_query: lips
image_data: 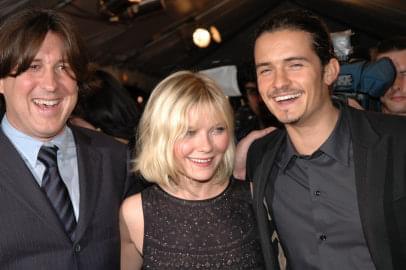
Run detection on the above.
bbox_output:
[389,95,406,101]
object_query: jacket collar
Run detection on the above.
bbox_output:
[344,105,393,270]
[70,126,103,241]
[0,126,103,243]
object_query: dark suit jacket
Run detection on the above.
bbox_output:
[247,105,406,270]
[0,125,134,269]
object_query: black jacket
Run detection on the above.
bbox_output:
[247,105,406,270]
[0,126,133,269]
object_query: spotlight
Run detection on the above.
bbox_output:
[210,26,222,43]
[193,28,211,48]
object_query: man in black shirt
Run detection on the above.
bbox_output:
[246,9,406,270]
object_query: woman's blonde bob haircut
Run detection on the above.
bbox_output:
[134,70,235,187]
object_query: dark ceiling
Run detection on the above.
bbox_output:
[0,0,405,91]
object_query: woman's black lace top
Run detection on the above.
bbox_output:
[141,179,264,269]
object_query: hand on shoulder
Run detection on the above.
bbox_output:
[233,127,277,180]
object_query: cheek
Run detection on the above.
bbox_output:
[66,84,79,98]
[16,73,38,90]
[382,86,395,100]
[214,135,230,153]
[68,92,78,107]
[173,143,182,160]
[3,82,28,104]
[257,77,270,93]
[57,74,78,93]
[258,86,270,105]
[173,141,190,159]
[400,77,406,89]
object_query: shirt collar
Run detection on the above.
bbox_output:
[319,106,350,167]
[277,136,296,172]
[1,115,73,168]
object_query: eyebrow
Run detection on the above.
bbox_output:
[256,56,310,69]
[284,56,309,62]
[31,57,68,63]
[255,62,270,70]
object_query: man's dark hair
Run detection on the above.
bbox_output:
[0,8,91,89]
[376,36,406,54]
[254,9,335,66]
[73,70,141,141]
[237,61,257,97]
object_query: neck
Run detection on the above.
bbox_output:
[161,177,229,200]
[285,102,339,155]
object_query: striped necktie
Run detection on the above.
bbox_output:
[38,145,77,241]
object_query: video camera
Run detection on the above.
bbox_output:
[333,58,396,110]
[331,30,396,110]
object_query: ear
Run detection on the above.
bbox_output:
[323,58,340,86]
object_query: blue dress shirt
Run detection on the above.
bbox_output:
[1,116,80,220]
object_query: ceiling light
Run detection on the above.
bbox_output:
[210,26,222,43]
[193,27,211,48]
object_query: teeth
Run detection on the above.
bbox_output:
[33,99,59,106]
[274,93,301,102]
[190,158,211,163]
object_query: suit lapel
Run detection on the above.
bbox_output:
[253,131,285,269]
[0,129,68,238]
[347,108,393,270]
[71,127,102,241]
[253,132,285,213]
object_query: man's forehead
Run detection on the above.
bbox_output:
[377,50,406,61]
[254,30,314,60]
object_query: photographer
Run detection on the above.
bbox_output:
[374,36,406,116]
[234,66,282,142]
[331,31,396,111]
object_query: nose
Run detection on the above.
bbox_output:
[272,69,290,90]
[198,133,213,152]
[40,68,57,91]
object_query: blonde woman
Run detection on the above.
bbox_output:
[120,71,264,269]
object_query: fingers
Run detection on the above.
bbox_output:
[233,126,277,180]
[246,126,276,142]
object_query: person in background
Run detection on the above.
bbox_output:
[235,66,281,141]
[0,8,134,269]
[70,69,141,144]
[374,36,406,116]
[70,69,149,193]
[247,9,406,270]
[120,71,264,270]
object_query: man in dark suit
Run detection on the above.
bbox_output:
[246,9,406,270]
[0,9,134,269]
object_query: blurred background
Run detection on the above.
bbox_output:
[1,0,405,103]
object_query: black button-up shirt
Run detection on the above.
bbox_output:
[267,108,375,270]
